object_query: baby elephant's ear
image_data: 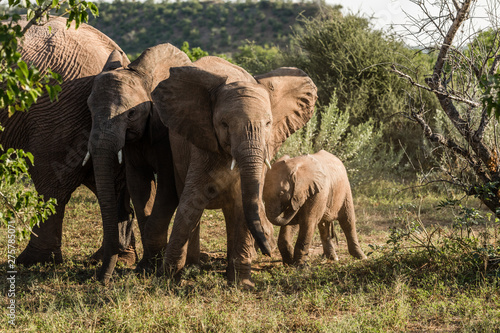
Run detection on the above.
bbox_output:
[256,68,318,157]
[290,156,326,211]
[274,154,291,164]
[152,66,227,153]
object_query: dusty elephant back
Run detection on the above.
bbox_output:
[0,16,129,150]
[20,16,129,80]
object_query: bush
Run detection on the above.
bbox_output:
[283,7,439,174]
[233,42,283,75]
[277,93,403,185]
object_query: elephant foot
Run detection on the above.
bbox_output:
[323,248,339,261]
[88,245,138,266]
[135,255,162,275]
[117,246,138,266]
[324,253,339,261]
[17,243,63,266]
[349,247,367,260]
[226,259,254,289]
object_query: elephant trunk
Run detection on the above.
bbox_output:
[236,142,272,256]
[266,203,298,227]
[92,149,121,282]
[88,127,131,283]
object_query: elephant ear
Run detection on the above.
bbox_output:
[255,68,318,156]
[152,66,227,153]
[274,154,291,164]
[127,43,192,92]
[290,155,326,211]
[103,50,126,71]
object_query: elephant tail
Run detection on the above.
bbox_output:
[330,222,339,246]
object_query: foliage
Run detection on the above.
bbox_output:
[1,1,99,240]
[391,1,500,216]
[180,41,208,62]
[87,0,320,55]
[0,147,56,241]
[283,7,439,174]
[372,198,500,284]
[482,72,500,118]
[232,42,283,75]
[278,93,403,185]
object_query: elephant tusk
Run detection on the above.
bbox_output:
[265,158,272,170]
[118,150,123,164]
[82,151,91,166]
[230,158,237,171]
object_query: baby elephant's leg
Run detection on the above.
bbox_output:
[318,220,339,261]
[293,221,316,266]
[278,224,298,265]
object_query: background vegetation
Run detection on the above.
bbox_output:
[88,0,320,55]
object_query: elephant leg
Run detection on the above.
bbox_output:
[318,220,338,261]
[17,195,69,266]
[292,219,316,266]
[186,223,201,266]
[142,173,179,266]
[127,169,157,272]
[338,197,367,259]
[162,191,205,279]
[223,198,255,287]
[223,204,240,282]
[278,224,299,266]
[229,216,257,288]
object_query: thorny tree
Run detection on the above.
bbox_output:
[392,0,500,214]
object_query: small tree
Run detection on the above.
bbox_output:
[392,0,500,214]
[1,0,98,240]
[281,6,434,178]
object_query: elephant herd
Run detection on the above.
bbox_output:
[2,17,366,286]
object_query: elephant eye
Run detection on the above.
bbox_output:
[222,121,229,129]
[266,121,271,127]
[128,109,136,119]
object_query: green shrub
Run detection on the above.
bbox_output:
[277,94,403,184]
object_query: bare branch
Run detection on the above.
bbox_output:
[429,0,475,88]
[391,65,480,107]
[490,54,500,75]
[411,111,475,166]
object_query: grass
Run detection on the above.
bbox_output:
[1,181,500,332]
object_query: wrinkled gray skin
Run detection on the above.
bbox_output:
[152,57,318,286]
[263,150,367,265]
[0,17,136,275]
[86,44,201,278]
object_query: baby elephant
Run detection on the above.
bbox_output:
[263,150,367,265]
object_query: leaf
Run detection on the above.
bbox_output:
[88,2,99,16]
[26,8,35,21]
[17,60,29,78]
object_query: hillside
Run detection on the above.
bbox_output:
[87,0,322,55]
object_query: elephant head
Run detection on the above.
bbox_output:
[152,57,318,255]
[263,154,326,226]
[85,44,191,280]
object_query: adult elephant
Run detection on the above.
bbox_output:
[153,57,318,286]
[86,43,200,273]
[0,17,135,280]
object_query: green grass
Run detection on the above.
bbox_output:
[1,184,499,332]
